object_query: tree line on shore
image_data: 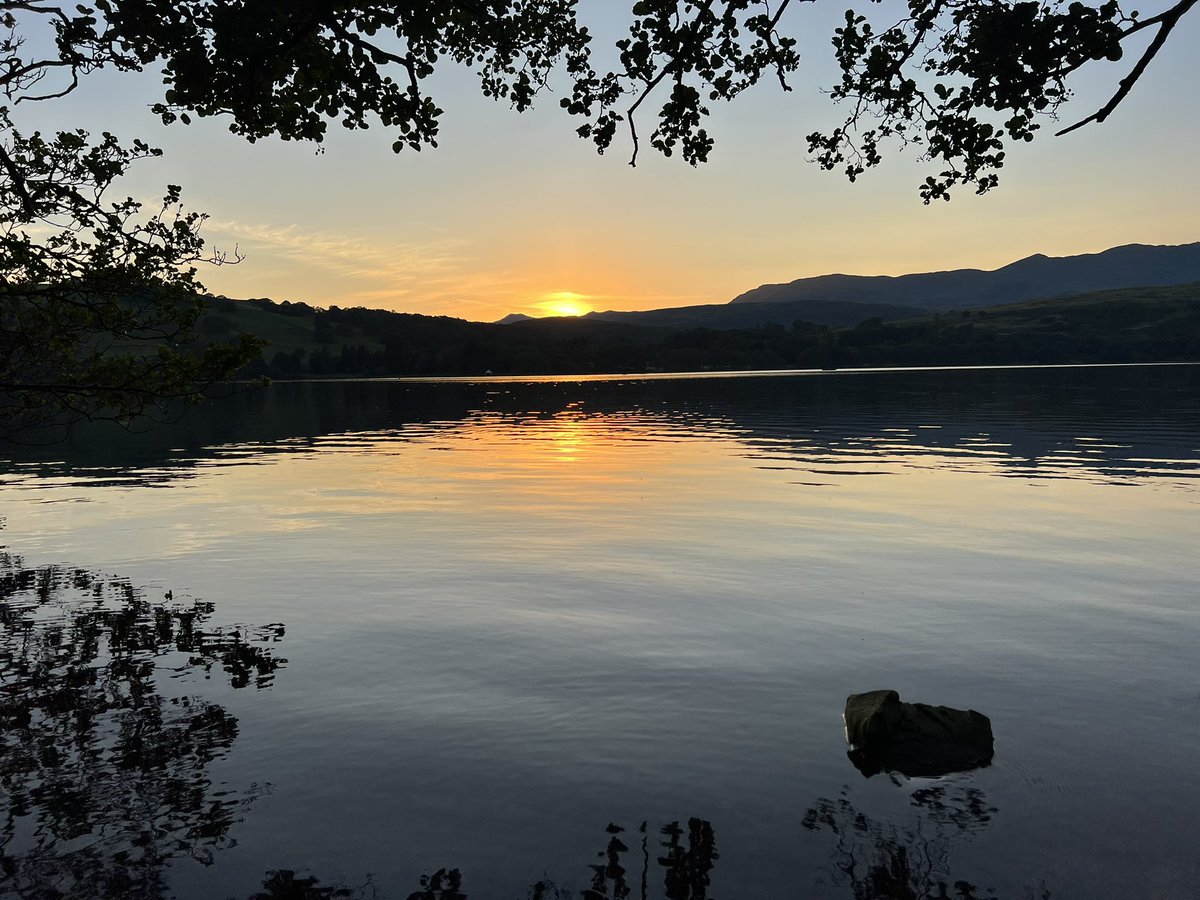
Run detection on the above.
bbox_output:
[217,285,1200,380]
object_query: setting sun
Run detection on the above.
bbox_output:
[535,291,592,317]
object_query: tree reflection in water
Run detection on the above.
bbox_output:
[250,868,381,899]
[0,547,286,899]
[243,819,720,900]
[803,785,1049,900]
[581,818,718,900]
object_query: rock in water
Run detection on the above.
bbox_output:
[843,690,994,778]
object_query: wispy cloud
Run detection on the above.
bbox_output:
[204,217,464,285]
[200,217,534,315]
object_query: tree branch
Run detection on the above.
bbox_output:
[1056,0,1197,136]
[764,0,799,90]
[626,67,671,167]
[0,142,36,216]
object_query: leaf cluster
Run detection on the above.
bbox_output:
[39,0,1182,193]
[66,1,802,167]
[805,0,1170,200]
[0,0,1191,198]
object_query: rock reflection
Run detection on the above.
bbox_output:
[0,548,286,899]
[802,785,1051,900]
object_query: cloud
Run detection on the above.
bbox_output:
[200,217,527,314]
[203,217,464,285]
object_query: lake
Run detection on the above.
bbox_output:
[1,364,1198,899]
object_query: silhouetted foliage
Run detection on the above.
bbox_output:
[12,0,1186,194]
[0,105,262,431]
[0,546,286,899]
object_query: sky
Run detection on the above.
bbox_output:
[13,2,1200,322]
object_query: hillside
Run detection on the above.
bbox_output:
[819,282,1200,368]
[583,297,927,329]
[201,282,1200,379]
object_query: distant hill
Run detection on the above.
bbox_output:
[728,243,1200,311]
[842,281,1200,367]
[584,297,927,329]
[496,312,535,325]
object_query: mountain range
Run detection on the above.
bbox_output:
[499,242,1200,329]
[727,242,1200,310]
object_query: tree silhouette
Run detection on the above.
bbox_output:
[0,105,260,430]
[6,1,1187,190]
[0,548,286,899]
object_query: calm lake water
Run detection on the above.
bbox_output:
[1,365,1198,899]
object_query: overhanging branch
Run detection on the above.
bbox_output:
[1056,0,1197,136]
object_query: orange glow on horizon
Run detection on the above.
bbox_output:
[534,291,593,318]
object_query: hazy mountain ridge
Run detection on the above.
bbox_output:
[492,242,1200,331]
[729,242,1200,311]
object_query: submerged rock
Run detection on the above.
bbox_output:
[844,690,994,778]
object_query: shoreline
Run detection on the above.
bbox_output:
[252,359,1200,386]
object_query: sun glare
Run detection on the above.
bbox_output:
[536,291,592,318]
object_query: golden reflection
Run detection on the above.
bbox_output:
[7,404,1196,582]
[547,412,590,462]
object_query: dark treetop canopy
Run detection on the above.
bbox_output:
[65,0,1196,196]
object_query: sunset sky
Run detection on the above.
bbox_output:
[17,2,1200,322]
